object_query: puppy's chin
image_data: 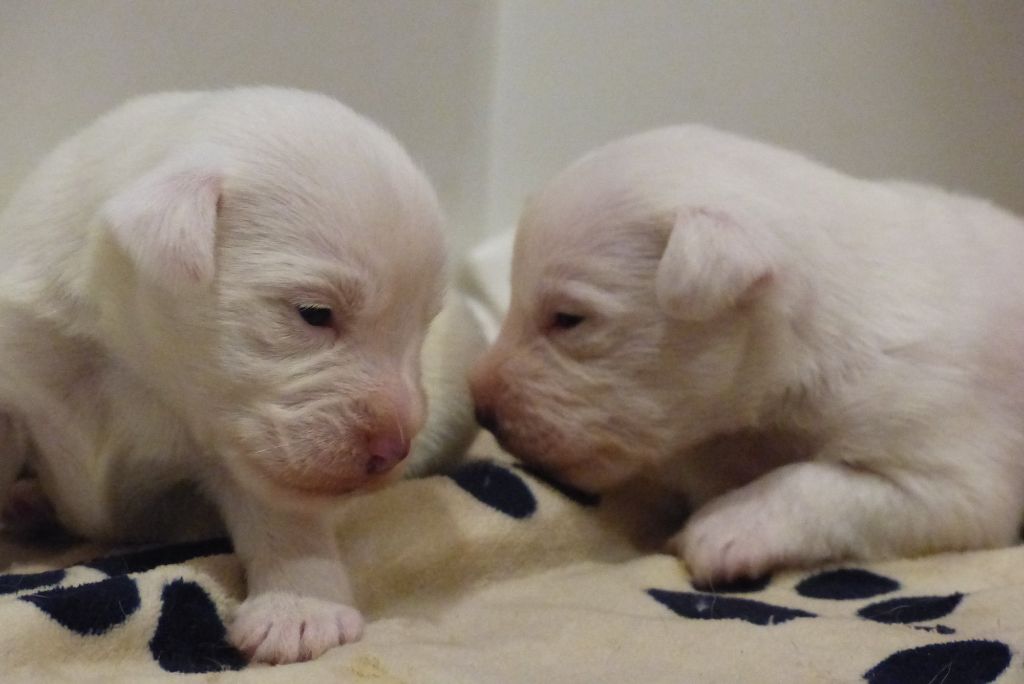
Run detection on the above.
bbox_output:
[552,456,645,493]
[235,455,404,507]
[503,439,644,494]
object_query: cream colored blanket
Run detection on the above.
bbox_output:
[0,436,1021,683]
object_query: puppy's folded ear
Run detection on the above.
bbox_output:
[655,208,776,320]
[102,146,225,290]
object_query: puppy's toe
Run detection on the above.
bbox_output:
[675,503,789,586]
[229,592,364,664]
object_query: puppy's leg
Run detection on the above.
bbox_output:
[0,413,36,533]
[671,425,1024,585]
[216,483,362,664]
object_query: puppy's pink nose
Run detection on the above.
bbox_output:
[366,434,410,475]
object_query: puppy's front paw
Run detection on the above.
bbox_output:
[670,496,800,587]
[229,592,364,664]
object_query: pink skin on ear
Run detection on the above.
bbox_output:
[655,207,775,320]
[103,148,224,291]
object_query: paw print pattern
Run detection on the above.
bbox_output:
[448,461,538,519]
[447,459,603,520]
[447,459,1015,683]
[864,640,1012,684]
[0,569,66,595]
[857,593,963,625]
[795,568,900,600]
[647,588,815,625]
[649,567,1013,683]
[1,467,1017,681]
[150,579,247,673]
[1,537,243,673]
[21,576,140,635]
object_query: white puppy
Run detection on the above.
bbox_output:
[471,126,1024,585]
[0,88,451,663]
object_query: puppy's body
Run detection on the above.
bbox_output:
[472,126,1024,583]
[0,88,453,662]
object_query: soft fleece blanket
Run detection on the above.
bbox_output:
[0,436,1021,683]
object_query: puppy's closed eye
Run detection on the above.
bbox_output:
[550,312,585,331]
[297,305,333,328]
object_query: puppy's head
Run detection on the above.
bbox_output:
[98,90,446,502]
[471,128,792,492]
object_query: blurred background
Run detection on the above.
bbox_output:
[1,0,1021,255]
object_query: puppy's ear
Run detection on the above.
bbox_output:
[655,208,775,320]
[102,146,225,290]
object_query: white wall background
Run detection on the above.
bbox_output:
[485,0,1024,230]
[2,1,1022,253]
[0,0,498,252]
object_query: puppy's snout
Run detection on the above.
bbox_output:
[365,433,411,475]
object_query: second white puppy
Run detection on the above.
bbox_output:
[0,88,449,663]
[471,126,1024,584]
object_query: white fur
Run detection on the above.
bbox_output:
[471,126,1024,584]
[0,88,451,663]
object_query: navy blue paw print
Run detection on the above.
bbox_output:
[21,575,140,635]
[449,459,604,520]
[1,537,243,672]
[794,568,962,632]
[796,568,900,600]
[648,566,1013,683]
[864,639,1011,684]
[0,569,66,596]
[648,588,814,625]
[449,461,537,519]
[150,579,246,673]
[857,593,963,624]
